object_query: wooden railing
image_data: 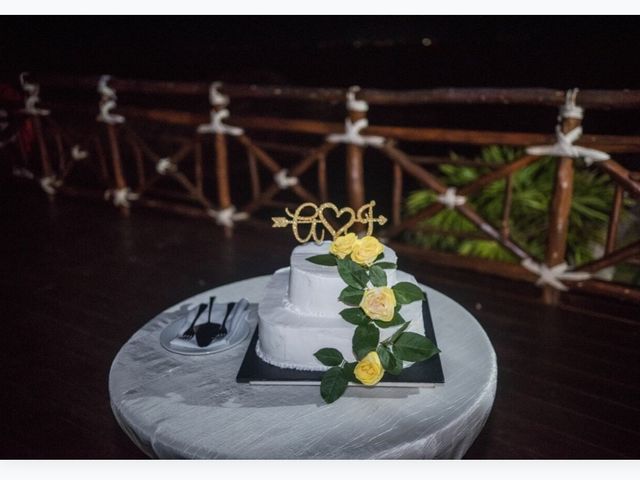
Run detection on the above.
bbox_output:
[3,73,640,304]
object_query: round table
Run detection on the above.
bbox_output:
[109,275,497,459]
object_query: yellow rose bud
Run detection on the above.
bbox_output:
[350,236,384,266]
[354,351,385,386]
[360,286,396,322]
[329,232,358,259]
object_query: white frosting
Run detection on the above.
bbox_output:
[257,265,425,371]
[288,241,398,317]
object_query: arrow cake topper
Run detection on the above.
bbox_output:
[272,201,387,244]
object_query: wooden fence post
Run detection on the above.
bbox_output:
[97,75,130,216]
[542,97,582,304]
[212,103,233,237]
[105,123,130,216]
[20,73,56,199]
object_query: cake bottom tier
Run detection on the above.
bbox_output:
[256,267,425,371]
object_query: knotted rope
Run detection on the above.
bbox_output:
[526,89,610,166]
[206,205,249,227]
[521,258,591,292]
[197,109,244,136]
[20,72,50,116]
[104,187,139,208]
[273,169,299,189]
[96,75,125,125]
[208,82,229,107]
[71,145,88,161]
[437,187,466,209]
[40,176,62,195]
[326,118,385,147]
[156,157,176,175]
[346,86,369,112]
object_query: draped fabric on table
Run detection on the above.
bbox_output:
[109,276,497,459]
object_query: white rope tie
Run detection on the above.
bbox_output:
[206,205,249,228]
[156,157,176,175]
[20,72,50,116]
[96,75,125,124]
[559,88,584,120]
[40,176,62,195]
[208,82,229,107]
[326,118,385,147]
[526,126,610,166]
[273,169,299,189]
[197,109,244,136]
[521,258,591,292]
[526,89,609,166]
[436,187,467,209]
[104,187,139,208]
[346,86,369,112]
[71,145,88,161]
[12,166,34,179]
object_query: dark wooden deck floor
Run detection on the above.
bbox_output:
[2,180,639,459]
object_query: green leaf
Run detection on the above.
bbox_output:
[377,345,402,375]
[375,262,397,270]
[306,254,337,266]
[368,265,387,287]
[336,258,369,289]
[338,286,364,306]
[339,307,369,326]
[352,323,380,360]
[389,321,411,344]
[342,362,361,383]
[372,311,405,328]
[320,367,348,404]
[314,348,344,367]
[393,332,440,362]
[392,282,426,305]
[375,252,384,262]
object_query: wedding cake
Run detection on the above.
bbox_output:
[257,241,426,371]
[253,201,439,403]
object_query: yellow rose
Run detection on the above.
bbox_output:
[351,236,384,266]
[329,233,358,259]
[354,351,385,386]
[360,287,396,322]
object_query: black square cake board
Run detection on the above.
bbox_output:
[236,293,445,387]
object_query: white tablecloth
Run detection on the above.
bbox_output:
[109,275,497,459]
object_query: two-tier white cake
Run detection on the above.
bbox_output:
[256,241,425,371]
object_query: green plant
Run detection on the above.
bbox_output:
[405,146,633,267]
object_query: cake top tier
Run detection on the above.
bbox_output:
[290,241,398,276]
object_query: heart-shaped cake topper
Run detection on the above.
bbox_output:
[272,201,387,244]
[318,203,356,239]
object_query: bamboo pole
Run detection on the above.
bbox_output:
[392,162,403,226]
[194,137,204,196]
[32,115,54,198]
[501,173,514,240]
[605,185,624,253]
[94,137,110,184]
[542,114,581,304]
[40,74,640,109]
[247,148,261,201]
[105,123,129,216]
[212,105,233,237]
[318,152,328,202]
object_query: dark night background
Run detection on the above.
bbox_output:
[3,16,640,89]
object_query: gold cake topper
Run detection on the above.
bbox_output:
[272,201,387,244]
